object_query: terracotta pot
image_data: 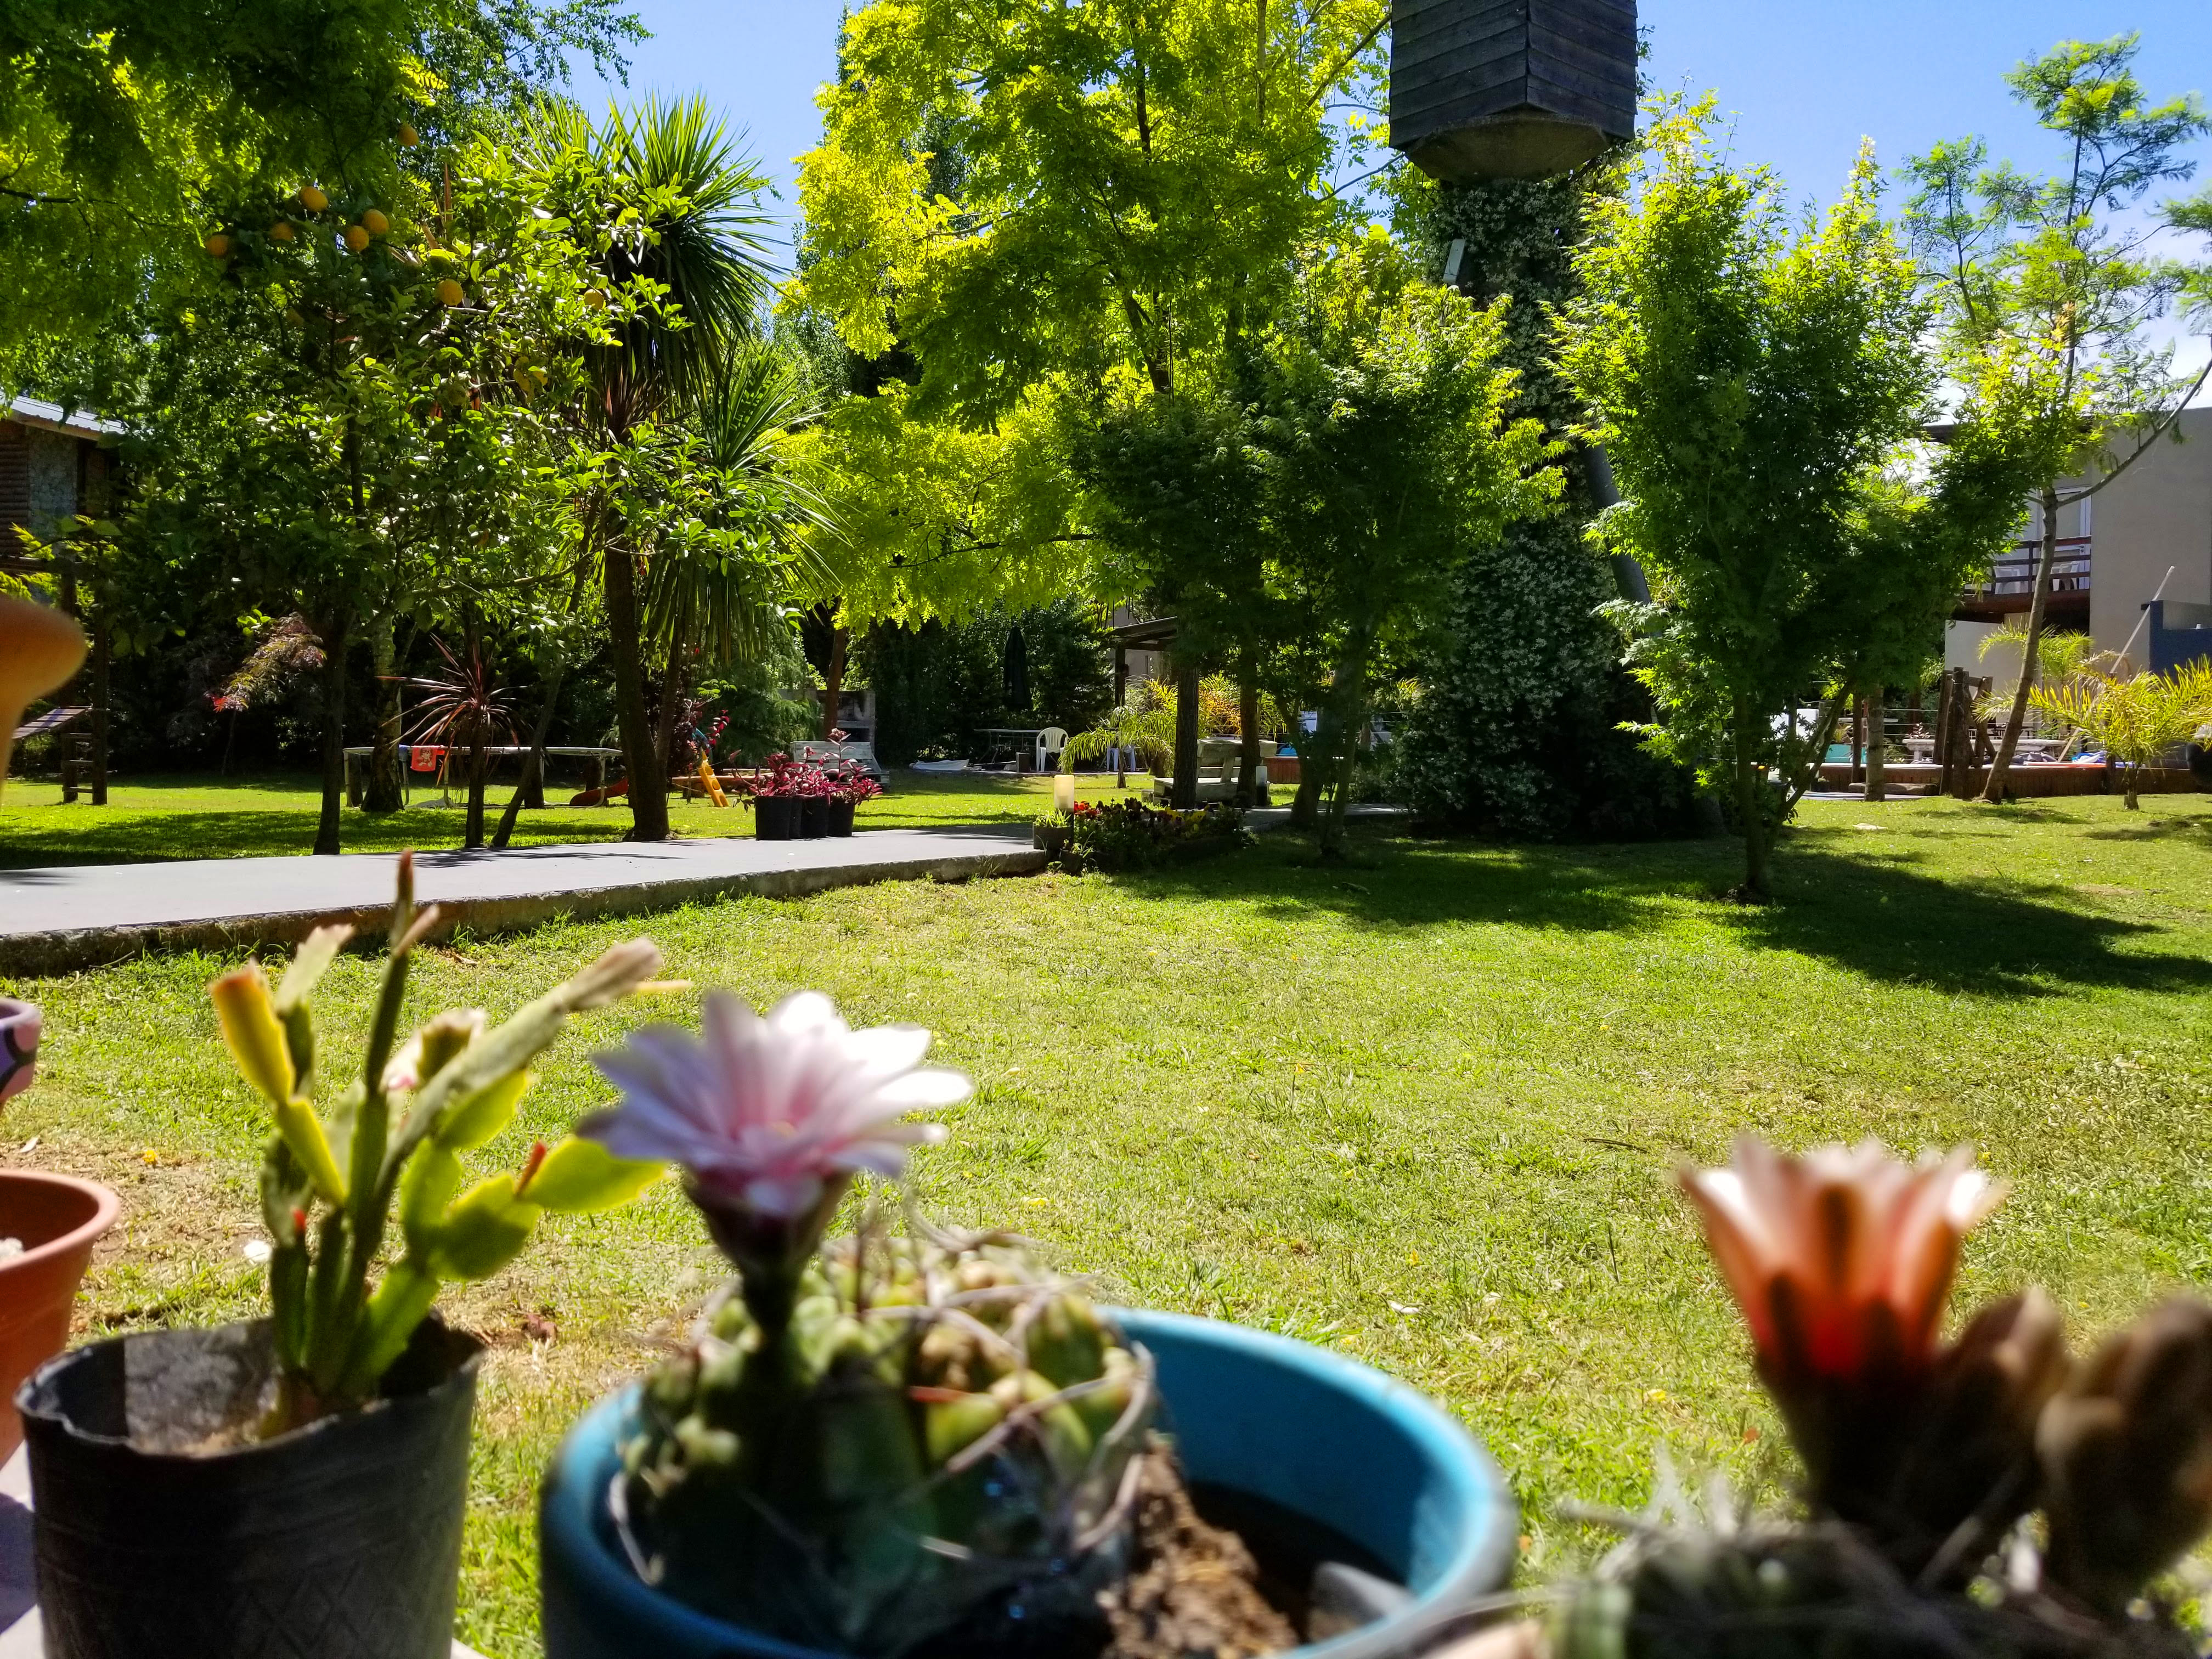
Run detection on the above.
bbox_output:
[0,1169,120,1460]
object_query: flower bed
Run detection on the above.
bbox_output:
[1035,799,1251,872]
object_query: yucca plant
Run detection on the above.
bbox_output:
[207,853,668,1426]
[2029,661,2212,806]
[579,991,1156,1655]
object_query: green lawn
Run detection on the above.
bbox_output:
[6,794,2210,1656]
[0,769,1137,866]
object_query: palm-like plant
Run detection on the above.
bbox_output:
[2030,661,2212,808]
[644,343,835,668]
[404,638,518,847]
[518,95,776,842]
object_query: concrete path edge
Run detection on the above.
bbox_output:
[0,844,1047,977]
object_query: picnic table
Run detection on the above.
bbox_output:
[973,727,1043,772]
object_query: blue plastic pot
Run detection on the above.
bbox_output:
[540,1308,1514,1659]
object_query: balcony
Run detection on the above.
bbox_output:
[1956,537,2091,623]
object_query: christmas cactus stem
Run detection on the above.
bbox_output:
[208,851,671,1427]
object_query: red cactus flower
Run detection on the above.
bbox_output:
[1681,1137,2004,1383]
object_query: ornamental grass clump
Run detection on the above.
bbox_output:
[207,853,667,1428]
[582,990,1161,1656]
[1523,1136,2212,1659]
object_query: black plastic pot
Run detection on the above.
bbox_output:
[18,1315,482,1659]
[755,796,800,840]
[799,797,830,839]
[827,800,856,838]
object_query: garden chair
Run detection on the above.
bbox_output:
[1035,726,1068,772]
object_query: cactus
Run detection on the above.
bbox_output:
[208,852,666,1425]
[616,1231,1155,1655]
[580,990,1156,1655]
[1528,1141,2212,1659]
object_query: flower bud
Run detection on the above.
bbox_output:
[211,967,296,1105]
[2040,1295,2212,1612]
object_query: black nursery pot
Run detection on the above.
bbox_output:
[754,796,800,840]
[827,799,856,838]
[799,797,830,839]
[18,1315,483,1659]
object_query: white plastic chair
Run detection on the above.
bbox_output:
[1035,725,1068,772]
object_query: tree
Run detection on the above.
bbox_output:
[1903,35,2212,803]
[1557,109,1934,899]
[791,0,1390,800]
[517,95,775,842]
[0,0,643,386]
[1245,235,1553,850]
[115,122,599,853]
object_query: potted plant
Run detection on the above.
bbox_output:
[0,998,122,1463]
[1462,1137,2212,1659]
[16,855,672,1659]
[828,763,879,837]
[0,594,122,1462]
[538,990,1517,1658]
[748,754,808,842]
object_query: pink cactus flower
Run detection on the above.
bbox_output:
[581,990,966,1221]
[0,998,38,1107]
[1680,1136,2004,1382]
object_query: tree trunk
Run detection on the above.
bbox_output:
[1317,645,1371,859]
[604,545,668,842]
[1236,659,1261,806]
[653,644,685,795]
[821,624,847,742]
[1170,658,1200,810]
[88,599,108,805]
[364,612,404,813]
[1733,695,1769,900]
[1863,687,1886,803]
[494,660,567,850]
[1982,484,2061,803]
[314,610,352,856]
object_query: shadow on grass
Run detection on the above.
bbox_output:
[1124,830,2212,1000]
[0,808,626,868]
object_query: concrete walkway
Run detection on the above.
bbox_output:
[0,828,1046,976]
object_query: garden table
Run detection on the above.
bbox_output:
[0,1444,486,1655]
[973,727,1042,771]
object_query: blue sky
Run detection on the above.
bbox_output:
[571,0,2212,379]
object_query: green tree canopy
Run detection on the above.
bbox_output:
[1558,108,1937,898]
[1903,33,2212,798]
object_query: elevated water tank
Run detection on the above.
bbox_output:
[1390,0,1637,181]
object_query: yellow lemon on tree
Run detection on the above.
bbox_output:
[203,233,230,258]
[398,123,420,147]
[297,184,328,214]
[582,287,607,311]
[270,219,295,241]
[436,277,466,307]
[361,208,389,235]
[344,224,371,253]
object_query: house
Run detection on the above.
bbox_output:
[0,396,120,563]
[1946,407,2212,683]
